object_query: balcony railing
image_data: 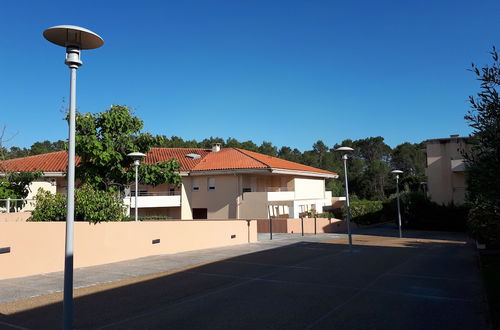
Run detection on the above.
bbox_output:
[0,198,36,213]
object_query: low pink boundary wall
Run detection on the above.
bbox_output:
[0,212,31,222]
[256,218,358,234]
[0,220,257,280]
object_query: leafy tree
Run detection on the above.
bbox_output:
[391,142,426,176]
[465,47,500,206]
[239,140,259,152]
[312,140,328,167]
[199,137,224,148]
[464,47,500,247]
[75,105,181,191]
[0,171,43,200]
[30,185,126,223]
[30,140,66,155]
[258,141,278,156]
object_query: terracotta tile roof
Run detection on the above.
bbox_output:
[234,148,336,175]
[0,151,76,172]
[191,148,267,171]
[0,147,336,177]
[145,148,210,171]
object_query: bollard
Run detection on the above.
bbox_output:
[6,198,10,214]
[269,216,273,240]
[314,217,317,235]
[301,217,304,236]
[246,220,251,243]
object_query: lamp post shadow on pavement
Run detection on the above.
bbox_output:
[43,25,104,330]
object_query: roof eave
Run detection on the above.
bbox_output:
[270,168,338,179]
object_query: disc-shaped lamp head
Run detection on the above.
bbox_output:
[391,170,403,175]
[127,152,147,161]
[335,146,354,153]
[43,25,104,49]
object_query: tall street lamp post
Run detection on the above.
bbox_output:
[391,170,404,238]
[127,152,146,222]
[43,25,104,330]
[335,146,354,251]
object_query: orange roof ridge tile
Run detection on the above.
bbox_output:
[232,148,270,168]
[235,148,336,175]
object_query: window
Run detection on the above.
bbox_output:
[208,178,216,191]
[192,178,199,191]
[242,188,252,193]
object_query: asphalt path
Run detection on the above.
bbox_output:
[0,226,489,330]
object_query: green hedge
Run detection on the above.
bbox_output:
[382,192,468,231]
[336,193,469,231]
[29,185,126,223]
[468,201,500,248]
[349,200,385,225]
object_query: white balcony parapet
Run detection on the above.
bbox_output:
[124,194,181,208]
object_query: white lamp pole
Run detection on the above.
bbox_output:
[391,170,404,238]
[127,152,146,221]
[335,146,354,251]
[43,25,103,330]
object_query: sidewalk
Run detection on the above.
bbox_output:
[0,232,345,304]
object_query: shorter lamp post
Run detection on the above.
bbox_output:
[335,146,354,251]
[127,152,146,222]
[391,170,403,238]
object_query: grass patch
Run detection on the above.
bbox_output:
[480,253,500,329]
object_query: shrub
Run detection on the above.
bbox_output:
[349,200,384,225]
[382,192,468,231]
[29,185,126,223]
[468,201,500,248]
[75,185,126,223]
[29,189,67,222]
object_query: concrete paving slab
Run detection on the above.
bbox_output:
[313,289,487,330]
[0,227,488,330]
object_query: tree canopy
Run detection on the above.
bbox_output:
[464,47,500,248]
[74,105,181,190]
[3,106,428,200]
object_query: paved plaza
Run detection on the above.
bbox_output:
[0,224,489,329]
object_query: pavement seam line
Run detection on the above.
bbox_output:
[304,238,438,329]
[0,320,31,330]
[187,269,481,303]
[96,243,348,329]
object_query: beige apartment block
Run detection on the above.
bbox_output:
[425,135,471,205]
[1,145,337,219]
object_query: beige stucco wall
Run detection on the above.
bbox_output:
[426,137,470,205]
[0,220,257,280]
[239,192,269,219]
[0,212,31,222]
[185,175,240,219]
[27,179,57,199]
[293,178,325,199]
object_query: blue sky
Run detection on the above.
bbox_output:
[1,0,499,151]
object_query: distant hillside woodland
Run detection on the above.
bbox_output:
[0,136,426,201]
